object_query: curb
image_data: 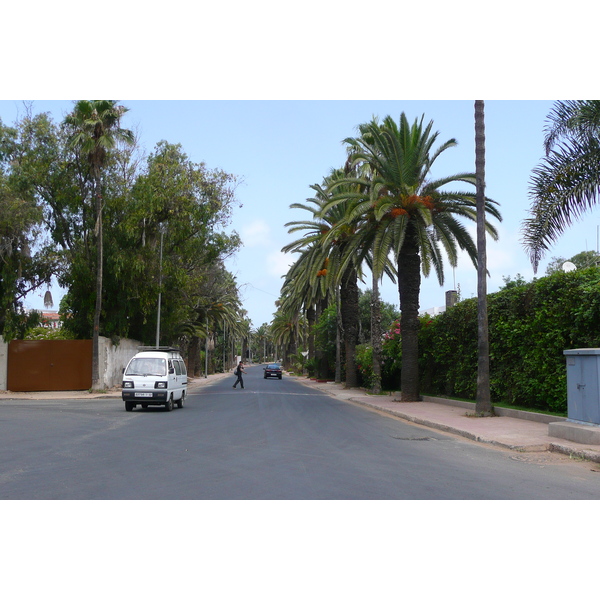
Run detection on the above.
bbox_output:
[344,395,551,452]
[548,442,600,464]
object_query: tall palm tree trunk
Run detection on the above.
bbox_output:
[189,335,202,376]
[316,296,329,379]
[307,304,316,370]
[340,266,359,388]
[475,100,492,415]
[92,173,102,388]
[335,296,342,384]
[371,270,382,394]
[397,223,421,402]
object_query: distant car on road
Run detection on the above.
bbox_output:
[264,363,282,379]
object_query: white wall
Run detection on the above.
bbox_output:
[98,337,141,389]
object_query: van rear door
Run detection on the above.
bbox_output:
[176,359,187,392]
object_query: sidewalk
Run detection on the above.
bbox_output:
[4,371,600,464]
[293,377,600,464]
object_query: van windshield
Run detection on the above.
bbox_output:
[125,357,167,376]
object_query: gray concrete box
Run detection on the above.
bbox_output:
[563,348,600,425]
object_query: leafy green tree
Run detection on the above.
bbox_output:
[128,142,241,343]
[570,250,600,269]
[0,114,60,339]
[500,273,529,290]
[56,134,143,341]
[524,100,600,272]
[24,325,72,340]
[332,114,501,401]
[357,286,401,394]
[545,257,568,275]
[57,139,242,353]
[63,100,135,386]
[357,289,400,344]
[545,250,600,275]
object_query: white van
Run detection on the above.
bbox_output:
[122,347,188,412]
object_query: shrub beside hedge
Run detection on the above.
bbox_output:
[355,268,600,414]
[419,268,600,413]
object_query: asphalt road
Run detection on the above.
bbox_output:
[2,365,600,499]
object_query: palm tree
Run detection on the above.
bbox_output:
[279,245,329,376]
[253,323,271,362]
[475,100,492,415]
[282,186,335,378]
[333,114,501,402]
[523,100,600,272]
[184,275,243,376]
[324,166,397,394]
[63,100,134,387]
[284,171,363,387]
[270,308,304,368]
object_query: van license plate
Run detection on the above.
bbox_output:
[135,392,153,398]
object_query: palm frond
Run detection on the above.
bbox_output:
[524,132,600,271]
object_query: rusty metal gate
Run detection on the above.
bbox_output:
[7,340,92,392]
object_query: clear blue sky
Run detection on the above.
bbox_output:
[2,99,598,326]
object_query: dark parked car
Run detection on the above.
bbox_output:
[264,363,282,379]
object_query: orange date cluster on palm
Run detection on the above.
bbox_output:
[385,195,437,218]
[316,257,329,277]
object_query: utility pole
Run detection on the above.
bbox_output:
[205,316,208,378]
[155,225,164,349]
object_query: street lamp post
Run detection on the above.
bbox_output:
[205,316,208,378]
[155,225,164,349]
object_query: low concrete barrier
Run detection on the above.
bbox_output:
[421,395,566,424]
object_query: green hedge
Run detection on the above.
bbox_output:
[418,268,600,413]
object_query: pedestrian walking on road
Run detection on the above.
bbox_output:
[232,361,246,389]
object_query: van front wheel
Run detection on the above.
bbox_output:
[125,401,134,412]
[165,396,173,412]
